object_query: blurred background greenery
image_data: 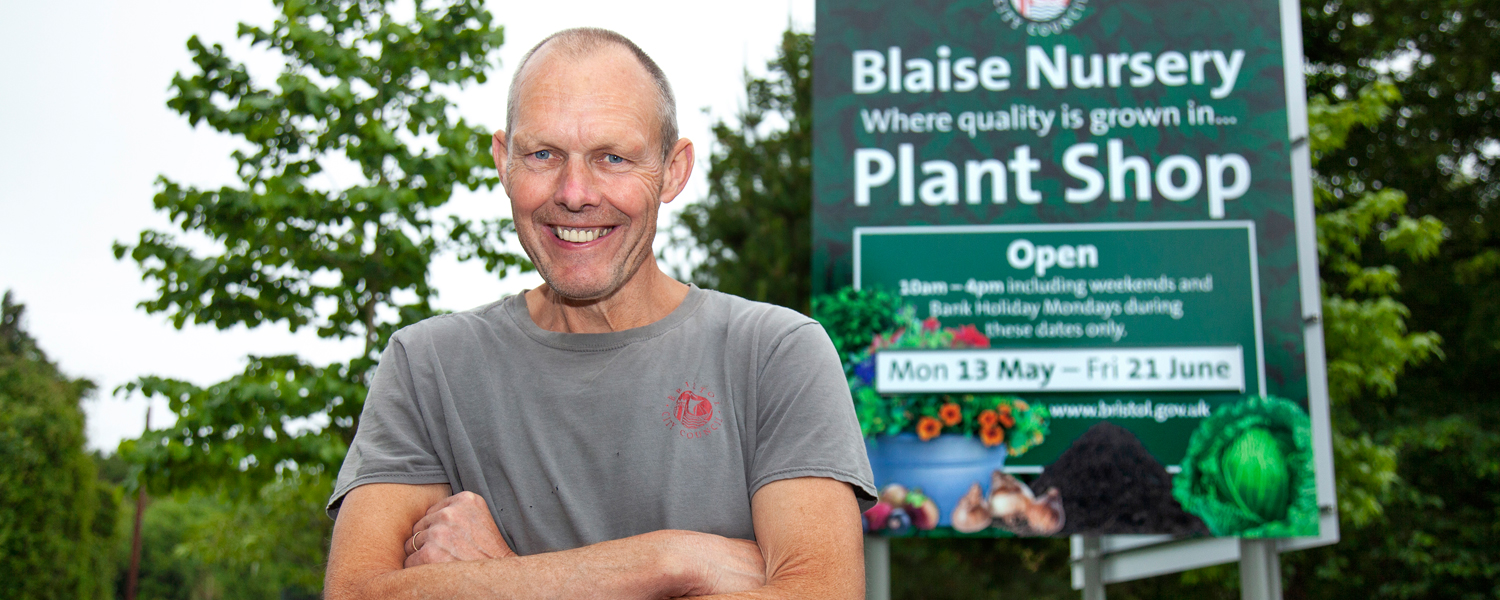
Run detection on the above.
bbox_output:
[2,0,1495,597]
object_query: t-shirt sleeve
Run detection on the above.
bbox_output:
[326,335,451,518]
[748,321,878,511]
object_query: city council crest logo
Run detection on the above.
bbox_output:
[995,0,1090,36]
[662,382,723,439]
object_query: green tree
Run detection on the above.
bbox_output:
[676,30,815,314]
[1299,0,1500,595]
[113,495,217,600]
[113,0,524,594]
[1305,80,1443,526]
[0,291,121,599]
[171,472,333,597]
[88,452,324,600]
[1302,0,1499,307]
[115,0,522,496]
[104,483,329,600]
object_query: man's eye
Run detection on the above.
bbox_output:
[532,150,552,160]
[605,154,624,164]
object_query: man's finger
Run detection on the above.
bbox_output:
[421,490,483,519]
[404,543,453,569]
[403,531,454,567]
[403,491,514,565]
[413,510,441,533]
[661,531,767,596]
[423,492,462,516]
[402,529,424,557]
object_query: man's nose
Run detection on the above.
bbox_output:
[554,156,602,211]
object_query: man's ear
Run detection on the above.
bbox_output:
[491,129,509,186]
[659,138,695,205]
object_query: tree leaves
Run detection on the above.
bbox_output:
[117,356,360,494]
[675,30,815,314]
[1313,84,1444,406]
[116,0,527,496]
[0,292,119,599]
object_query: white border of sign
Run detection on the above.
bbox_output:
[1065,0,1340,586]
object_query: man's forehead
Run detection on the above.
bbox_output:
[515,42,653,101]
[509,95,656,148]
[508,44,660,143]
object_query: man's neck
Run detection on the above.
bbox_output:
[524,261,690,334]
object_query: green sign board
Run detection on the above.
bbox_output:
[814,0,1323,538]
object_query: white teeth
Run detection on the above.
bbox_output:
[555,227,611,243]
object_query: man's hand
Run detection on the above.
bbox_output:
[654,531,767,597]
[404,491,516,568]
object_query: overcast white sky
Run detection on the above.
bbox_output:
[0,0,815,452]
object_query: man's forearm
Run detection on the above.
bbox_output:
[687,575,864,600]
[349,543,853,600]
[333,530,676,600]
[326,484,766,600]
[684,547,864,600]
[330,528,765,600]
[683,478,865,600]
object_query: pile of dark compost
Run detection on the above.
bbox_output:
[1030,422,1209,536]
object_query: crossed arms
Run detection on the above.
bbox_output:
[324,476,864,599]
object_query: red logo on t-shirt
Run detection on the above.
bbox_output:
[674,390,714,428]
[662,383,722,439]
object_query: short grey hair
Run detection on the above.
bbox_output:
[505,28,679,161]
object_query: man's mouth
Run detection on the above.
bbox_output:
[552,226,615,243]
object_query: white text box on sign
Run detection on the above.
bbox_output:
[874,346,1246,394]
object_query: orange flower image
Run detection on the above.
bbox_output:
[978,409,999,428]
[939,403,963,426]
[917,416,943,441]
[998,405,1016,428]
[1015,400,1029,411]
[980,425,1004,447]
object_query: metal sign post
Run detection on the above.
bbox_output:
[865,536,891,600]
[1239,539,1283,600]
[1081,536,1105,600]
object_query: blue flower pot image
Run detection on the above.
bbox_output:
[865,434,1008,528]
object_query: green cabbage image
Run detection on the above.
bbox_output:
[1173,396,1318,537]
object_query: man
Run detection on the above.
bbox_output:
[323,28,876,599]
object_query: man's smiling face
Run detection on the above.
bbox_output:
[499,43,681,301]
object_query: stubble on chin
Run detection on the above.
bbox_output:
[523,226,655,303]
[518,181,666,302]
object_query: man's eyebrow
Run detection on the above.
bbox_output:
[508,132,546,149]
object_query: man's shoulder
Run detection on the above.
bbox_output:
[689,289,834,357]
[692,288,818,334]
[389,295,518,349]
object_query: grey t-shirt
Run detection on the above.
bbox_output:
[328,287,876,555]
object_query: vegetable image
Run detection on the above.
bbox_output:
[1222,427,1291,522]
[1173,396,1318,537]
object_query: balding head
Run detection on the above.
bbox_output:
[505,28,678,160]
